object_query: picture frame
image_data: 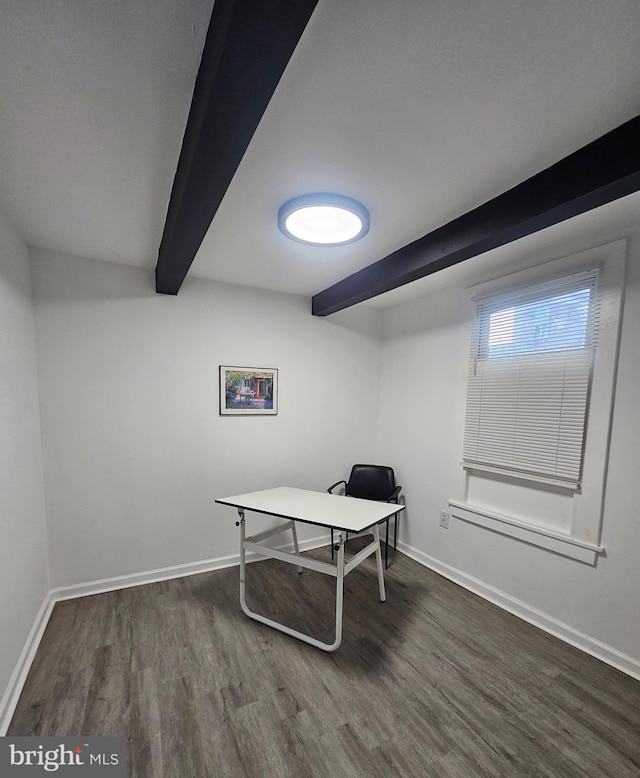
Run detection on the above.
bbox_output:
[219,366,278,415]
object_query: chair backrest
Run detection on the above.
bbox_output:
[346,464,397,501]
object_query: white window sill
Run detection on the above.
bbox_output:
[448,500,604,564]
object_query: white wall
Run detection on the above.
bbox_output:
[377,224,640,665]
[0,212,49,714]
[31,250,382,588]
[20,214,640,683]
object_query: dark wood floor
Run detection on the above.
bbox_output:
[9,543,640,777]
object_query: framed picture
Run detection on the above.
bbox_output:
[219,366,278,415]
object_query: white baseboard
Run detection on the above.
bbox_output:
[0,593,55,736]
[398,539,640,682]
[1,533,329,733]
[50,533,329,602]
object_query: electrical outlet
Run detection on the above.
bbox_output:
[439,510,450,529]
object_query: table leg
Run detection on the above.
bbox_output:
[237,514,346,652]
[291,520,302,573]
[374,524,386,602]
[238,509,248,614]
[334,533,345,648]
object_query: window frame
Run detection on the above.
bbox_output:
[449,239,626,564]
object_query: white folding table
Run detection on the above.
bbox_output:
[215,486,405,651]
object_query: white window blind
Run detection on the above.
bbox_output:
[463,268,599,488]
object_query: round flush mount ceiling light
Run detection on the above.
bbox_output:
[278,193,370,246]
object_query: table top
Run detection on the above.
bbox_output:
[216,486,404,532]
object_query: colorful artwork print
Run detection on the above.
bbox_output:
[219,366,278,415]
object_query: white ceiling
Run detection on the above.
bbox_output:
[0,0,213,265]
[1,0,640,308]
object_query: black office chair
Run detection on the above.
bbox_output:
[327,464,402,568]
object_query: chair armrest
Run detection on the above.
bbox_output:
[327,480,347,494]
[387,485,402,502]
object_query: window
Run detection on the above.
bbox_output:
[463,269,599,488]
[450,240,625,563]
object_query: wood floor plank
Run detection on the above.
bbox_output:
[8,547,640,777]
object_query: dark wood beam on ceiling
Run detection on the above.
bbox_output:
[156,0,319,295]
[312,115,640,316]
